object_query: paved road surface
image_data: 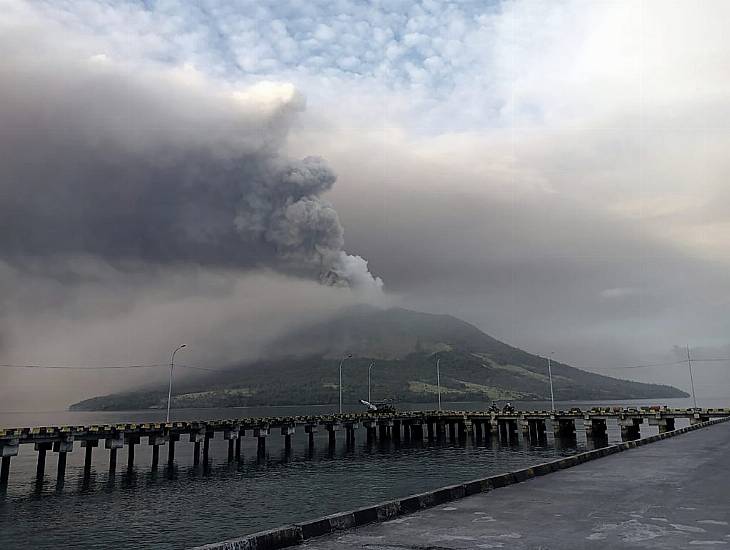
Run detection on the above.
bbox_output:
[303,422,730,549]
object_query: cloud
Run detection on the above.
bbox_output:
[0,3,382,295]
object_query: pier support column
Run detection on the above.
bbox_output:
[203,431,214,466]
[436,419,447,441]
[489,416,500,437]
[520,417,530,438]
[105,433,123,474]
[498,419,517,441]
[53,438,74,482]
[619,417,642,441]
[224,429,239,463]
[254,427,269,456]
[447,421,457,441]
[534,419,547,440]
[378,422,388,440]
[659,418,676,433]
[0,457,10,488]
[459,419,473,441]
[236,429,245,461]
[148,434,166,470]
[281,425,295,453]
[392,420,401,442]
[190,432,204,466]
[81,440,98,477]
[325,424,338,449]
[167,434,179,466]
[126,435,139,470]
[343,423,356,447]
[474,421,484,441]
[410,420,423,442]
[690,415,710,426]
[552,418,576,438]
[35,442,52,479]
[305,425,318,448]
[363,420,376,444]
[0,439,18,488]
[427,421,435,441]
[402,422,411,442]
[585,418,607,439]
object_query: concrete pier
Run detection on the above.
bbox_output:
[1,407,728,492]
[298,419,730,550]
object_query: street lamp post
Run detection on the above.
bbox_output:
[166,344,187,423]
[686,344,697,409]
[338,354,352,414]
[547,352,555,412]
[436,358,442,411]
[368,361,375,402]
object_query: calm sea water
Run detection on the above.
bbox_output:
[0,397,722,550]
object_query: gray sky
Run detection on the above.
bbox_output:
[1,1,729,410]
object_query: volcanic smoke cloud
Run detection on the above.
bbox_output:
[0,16,382,295]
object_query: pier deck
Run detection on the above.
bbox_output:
[304,419,730,549]
[1,407,728,491]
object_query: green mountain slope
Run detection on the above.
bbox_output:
[70,306,687,410]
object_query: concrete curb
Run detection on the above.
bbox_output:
[190,416,730,550]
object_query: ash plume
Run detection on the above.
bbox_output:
[0,14,383,295]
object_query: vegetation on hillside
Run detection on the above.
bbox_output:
[70,306,687,411]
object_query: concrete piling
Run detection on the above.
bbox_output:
[148,434,166,469]
[552,418,576,439]
[168,434,179,466]
[126,435,139,470]
[203,432,213,466]
[53,438,73,482]
[619,417,642,441]
[224,429,238,463]
[105,433,123,474]
[35,442,51,479]
[190,431,204,466]
[235,429,244,461]
[392,420,401,442]
[584,418,607,439]
[81,440,98,476]
[254,427,269,456]
[0,456,10,487]
[363,420,376,444]
[305,424,318,448]
[108,448,117,474]
[436,419,447,441]
[325,424,337,448]
[0,439,19,488]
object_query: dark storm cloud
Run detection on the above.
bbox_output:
[0,22,382,293]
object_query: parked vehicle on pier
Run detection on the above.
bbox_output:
[359,399,397,414]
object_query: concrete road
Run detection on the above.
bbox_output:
[303,422,730,549]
